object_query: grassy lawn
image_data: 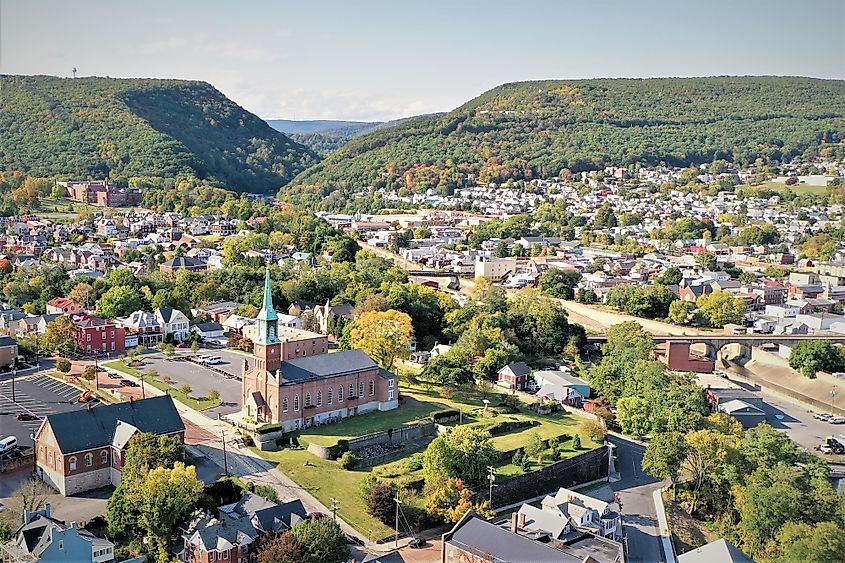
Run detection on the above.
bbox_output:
[103,360,222,411]
[745,181,830,195]
[253,447,396,540]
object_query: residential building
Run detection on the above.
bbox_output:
[2,504,115,562]
[191,322,224,341]
[159,256,206,275]
[497,362,532,391]
[45,297,84,315]
[155,307,191,342]
[677,538,754,563]
[72,315,126,356]
[35,395,185,495]
[116,310,163,346]
[475,255,517,281]
[0,335,18,367]
[240,269,398,431]
[533,369,592,406]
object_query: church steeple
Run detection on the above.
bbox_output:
[256,268,280,345]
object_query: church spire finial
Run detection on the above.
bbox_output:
[257,267,277,322]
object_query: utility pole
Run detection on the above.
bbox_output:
[487,465,495,503]
[11,369,16,403]
[140,372,145,399]
[832,387,837,413]
[330,497,339,521]
[221,430,229,475]
[394,495,402,548]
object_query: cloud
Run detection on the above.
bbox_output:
[136,32,284,64]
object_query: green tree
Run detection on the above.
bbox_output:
[423,426,497,489]
[350,309,414,371]
[121,433,186,482]
[603,320,655,360]
[42,316,77,357]
[572,434,582,449]
[55,358,71,374]
[524,432,545,462]
[766,521,845,563]
[616,396,652,435]
[696,290,746,327]
[539,268,581,300]
[788,340,845,378]
[594,202,618,228]
[625,285,678,319]
[667,300,694,325]
[642,432,687,491]
[682,429,736,514]
[81,366,96,381]
[290,518,350,563]
[694,251,718,271]
[97,285,143,318]
[655,266,682,286]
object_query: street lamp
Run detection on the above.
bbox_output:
[11,368,16,402]
[832,387,837,413]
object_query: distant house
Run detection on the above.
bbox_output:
[678,538,754,563]
[159,255,206,275]
[0,335,18,367]
[533,370,591,406]
[497,362,532,391]
[155,307,191,342]
[193,301,244,323]
[35,395,185,495]
[46,297,84,315]
[191,322,224,341]
[3,504,115,562]
[718,399,766,428]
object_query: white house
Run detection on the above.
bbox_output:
[154,307,190,342]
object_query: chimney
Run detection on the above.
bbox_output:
[519,513,526,528]
[511,512,519,533]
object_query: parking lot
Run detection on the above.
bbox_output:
[0,372,86,448]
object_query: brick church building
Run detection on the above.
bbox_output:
[241,270,398,432]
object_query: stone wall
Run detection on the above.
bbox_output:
[490,446,610,509]
[307,420,436,462]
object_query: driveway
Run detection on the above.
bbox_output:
[608,435,666,563]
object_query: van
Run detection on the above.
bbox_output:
[0,436,18,454]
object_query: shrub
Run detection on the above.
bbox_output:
[256,423,283,435]
[572,434,582,449]
[338,451,359,470]
[406,452,424,471]
[56,358,71,373]
[483,419,537,436]
[431,409,461,423]
[82,366,96,381]
[366,482,396,525]
[208,388,221,401]
[511,449,524,466]
[179,383,192,395]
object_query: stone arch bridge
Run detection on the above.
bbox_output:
[585,334,845,372]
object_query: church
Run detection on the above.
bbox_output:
[241,269,399,432]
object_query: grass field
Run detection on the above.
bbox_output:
[103,360,222,411]
[744,181,830,195]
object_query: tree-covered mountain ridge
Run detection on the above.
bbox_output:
[283,76,845,207]
[0,75,318,193]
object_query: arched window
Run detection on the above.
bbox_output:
[294,395,300,412]
[359,382,364,398]
[328,388,333,404]
[316,390,322,407]
[283,396,289,412]
[369,380,375,396]
[338,385,344,402]
[349,384,354,398]
[305,393,312,407]
[85,453,93,467]
[69,456,77,471]
[100,450,108,464]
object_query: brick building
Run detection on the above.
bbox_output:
[46,297,85,315]
[241,269,398,432]
[72,314,126,356]
[59,180,142,207]
[35,395,185,495]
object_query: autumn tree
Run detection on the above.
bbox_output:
[350,309,413,371]
[696,290,746,328]
[258,532,302,563]
[42,316,77,357]
[68,282,96,310]
[426,478,495,523]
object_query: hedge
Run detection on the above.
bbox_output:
[255,423,284,435]
[430,409,461,423]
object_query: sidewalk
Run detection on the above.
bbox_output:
[653,488,677,563]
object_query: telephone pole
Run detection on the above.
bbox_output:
[487,465,496,503]
[221,430,229,475]
[394,495,402,547]
[330,497,339,521]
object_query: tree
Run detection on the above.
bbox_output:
[739,272,757,285]
[581,418,606,442]
[207,388,221,402]
[766,521,845,563]
[682,429,735,514]
[290,518,350,563]
[594,202,617,228]
[524,432,545,462]
[190,341,200,353]
[423,426,497,489]
[134,462,204,563]
[82,366,96,381]
[366,481,396,524]
[426,478,494,523]
[338,451,359,470]
[625,285,678,319]
[616,396,652,436]
[258,532,302,563]
[350,309,413,371]
[572,434,582,449]
[788,340,845,378]
[655,266,682,286]
[603,321,654,360]
[97,285,143,319]
[68,282,96,310]
[539,269,581,300]
[696,290,746,328]
[55,358,71,374]
[42,316,76,357]
[179,383,193,395]
[642,432,687,491]
[121,433,186,482]
[667,300,694,325]
[694,251,718,271]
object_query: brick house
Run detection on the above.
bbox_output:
[34,395,185,495]
[0,335,18,368]
[72,314,126,356]
[241,270,398,432]
[497,362,532,391]
[46,297,84,315]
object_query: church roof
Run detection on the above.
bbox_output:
[256,268,278,322]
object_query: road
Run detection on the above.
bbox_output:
[608,435,667,563]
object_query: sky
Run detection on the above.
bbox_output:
[2,0,844,122]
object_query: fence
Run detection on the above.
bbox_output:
[490,446,610,509]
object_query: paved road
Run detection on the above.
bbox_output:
[608,435,666,563]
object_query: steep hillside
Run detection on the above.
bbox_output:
[284,77,845,206]
[0,75,318,193]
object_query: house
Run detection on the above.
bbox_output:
[191,322,224,341]
[116,310,163,346]
[72,315,126,356]
[34,395,185,495]
[718,399,767,428]
[0,335,18,367]
[475,255,517,281]
[179,494,307,563]
[539,486,622,540]
[192,301,244,323]
[159,256,206,275]
[533,370,592,407]
[240,270,398,431]
[2,504,115,562]
[46,297,84,315]
[312,300,354,334]
[497,362,532,391]
[155,307,191,342]
[677,538,754,563]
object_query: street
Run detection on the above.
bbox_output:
[608,434,667,563]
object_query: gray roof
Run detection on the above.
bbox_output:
[0,335,17,347]
[447,515,580,563]
[719,400,765,416]
[678,538,755,563]
[281,349,378,383]
[500,361,531,377]
[43,395,184,454]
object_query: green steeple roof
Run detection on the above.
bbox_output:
[257,268,278,322]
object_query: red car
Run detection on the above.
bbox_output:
[176,343,189,349]
[16,412,39,421]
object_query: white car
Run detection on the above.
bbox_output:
[828,416,845,424]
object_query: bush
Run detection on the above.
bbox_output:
[431,409,461,423]
[572,434,582,449]
[56,358,71,373]
[483,419,537,436]
[338,451,359,470]
[179,383,192,395]
[406,452,424,471]
[256,423,283,435]
[366,482,396,525]
[208,388,221,401]
[327,440,349,460]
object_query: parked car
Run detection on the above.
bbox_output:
[814,412,832,421]
[828,416,845,424]
[119,379,139,387]
[176,343,189,348]
[408,538,427,549]
[825,437,845,454]
[16,412,38,421]
[0,436,18,453]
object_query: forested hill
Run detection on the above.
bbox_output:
[283,76,845,207]
[0,75,318,193]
